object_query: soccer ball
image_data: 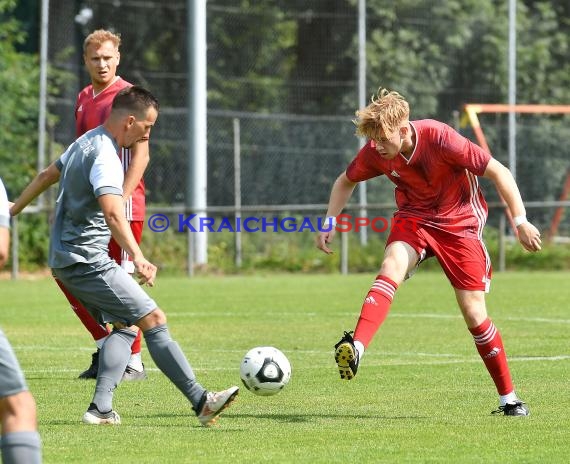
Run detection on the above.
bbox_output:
[240,346,292,396]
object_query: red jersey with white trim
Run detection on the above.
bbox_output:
[346,119,491,239]
[75,77,145,221]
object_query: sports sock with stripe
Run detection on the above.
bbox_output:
[353,275,398,348]
[469,317,514,396]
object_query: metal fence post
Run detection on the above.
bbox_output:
[187,224,194,277]
[233,118,242,268]
[499,212,506,272]
[341,229,348,275]
[11,216,18,280]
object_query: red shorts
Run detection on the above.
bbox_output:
[386,223,491,292]
[108,220,143,274]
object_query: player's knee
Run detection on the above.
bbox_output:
[137,307,166,330]
[0,392,37,429]
[152,308,167,325]
[458,298,487,328]
[379,256,407,282]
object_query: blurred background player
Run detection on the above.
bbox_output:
[317,87,542,416]
[55,29,148,380]
[0,177,42,463]
[10,86,238,427]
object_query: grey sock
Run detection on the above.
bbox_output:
[1,431,42,464]
[92,328,135,413]
[143,324,206,410]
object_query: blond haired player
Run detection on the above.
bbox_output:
[317,88,541,416]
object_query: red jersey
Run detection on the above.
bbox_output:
[346,119,491,239]
[75,77,145,221]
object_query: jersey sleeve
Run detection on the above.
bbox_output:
[89,145,124,198]
[440,125,491,176]
[74,92,81,120]
[345,143,384,182]
[55,142,75,172]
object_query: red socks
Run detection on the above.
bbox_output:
[469,318,514,395]
[55,278,110,340]
[353,275,398,348]
[353,276,514,397]
[54,277,142,354]
[131,330,142,355]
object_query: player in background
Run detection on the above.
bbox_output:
[0,177,42,463]
[316,88,542,416]
[10,86,239,426]
[57,29,147,380]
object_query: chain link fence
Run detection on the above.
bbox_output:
[23,0,569,275]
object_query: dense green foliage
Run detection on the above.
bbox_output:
[1,0,71,192]
[138,217,570,275]
[9,209,570,273]
[3,272,570,463]
[0,0,40,195]
[3,0,570,269]
[0,0,71,267]
[49,0,570,208]
[206,0,570,116]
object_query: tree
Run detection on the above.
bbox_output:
[0,0,40,195]
[0,0,71,267]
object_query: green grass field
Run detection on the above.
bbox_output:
[1,271,569,463]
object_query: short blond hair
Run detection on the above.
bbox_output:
[83,29,121,53]
[354,88,410,139]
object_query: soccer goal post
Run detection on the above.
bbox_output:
[461,103,570,238]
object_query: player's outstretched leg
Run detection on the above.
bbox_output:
[143,324,238,426]
[333,275,396,380]
[197,386,240,427]
[334,331,359,380]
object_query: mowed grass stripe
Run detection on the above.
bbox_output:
[1,271,568,463]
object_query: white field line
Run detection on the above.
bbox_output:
[14,312,570,374]
[21,353,570,374]
[17,351,570,375]
[165,311,570,325]
[392,313,570,324]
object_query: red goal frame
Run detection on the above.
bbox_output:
[461,104,570,237]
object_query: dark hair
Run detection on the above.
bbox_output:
[111,86,159,118]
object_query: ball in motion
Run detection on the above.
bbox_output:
[240,346,292,396]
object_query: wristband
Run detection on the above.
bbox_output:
[513,215,528,227]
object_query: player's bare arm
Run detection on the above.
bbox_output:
[316,171,357,254]
[0,226,9,268]
[98,193,157,286]
[122,139,149,201]
[483,158,541,252]
[10,163,61,216]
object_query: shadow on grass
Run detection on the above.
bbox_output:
[123,411,430,424]
[229,412,430,422]
[41,415,432,434]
